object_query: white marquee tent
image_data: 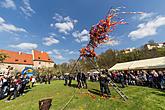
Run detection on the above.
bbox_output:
[109,57,165,71]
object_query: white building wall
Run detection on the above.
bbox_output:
[33,61,54,68]
[158,44,164,48]
[0,63,33,73]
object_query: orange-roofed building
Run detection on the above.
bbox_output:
[32,50,54,68]
[0,49,54,72]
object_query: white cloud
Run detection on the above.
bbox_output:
[139,12,154,20]
[49,33,56,36]
[68,51,79,55]
[50,49,65,60]
[0,0,16,9]
[13,37,20,41]
[72,29,89,43]
[51,13,78,34]
[104,39,120,46]
[50,23,54,27]
[132,12,155,22]
[43,36,59,46]
[62,49,78,55]
[0,17,27,33]
[62,36,66,39]
[52,49,60,54]
[53,13,78,23]
[62,49,69,52]
[68,51,74,54]
[55,54,65,60]
[128,16,165,40]
[54,22,74,34]
[53,13,63,22]
[20,0,35,17]
[47,51,53,55]
[10,42,38,50]
[48,48,78,61]
[0,17,5,23]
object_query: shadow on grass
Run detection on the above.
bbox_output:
[67,84,77,88]
[24,89,32,94]
[151,91,165,96]
[88,89,101,96]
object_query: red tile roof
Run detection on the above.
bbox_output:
[33,50,54,62]
[0,49,33,65]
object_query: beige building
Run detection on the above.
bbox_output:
[32,50,54,68]
[146,42,165,50]
[0,49,54,73]
[123,48,135,54]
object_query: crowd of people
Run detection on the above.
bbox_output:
[110,70,165,90]
[0,73,36,102]
[37,74,52,84]
[67,69,165,98]
[77,72,88,89]
[63,70,111,98]
[88,69,165,91]
[1,67,165,102]
[0,67,55,102]
[64,72,88,89]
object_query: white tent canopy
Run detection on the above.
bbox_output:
[109,61,135,71]
[109,57,165,71]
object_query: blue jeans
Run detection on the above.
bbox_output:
[160,80,165,89]
[100,83,111,96]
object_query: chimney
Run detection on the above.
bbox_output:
[32,50,34,60]
[19,51,22,55]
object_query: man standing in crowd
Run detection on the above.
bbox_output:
[6,76,17,102]
[77,72,82,88]
[19,74,28,95]
[31,76,36,87]
[152,70,159,88]
[159,71,165,90]
[47,74,51,84]
[64,73,69,86]
[68,73,73,86]
[81,72,87,89]
[99,70,111,98]
[1,75,9,98]
[0,74,4,99]
[120,72,125,88]
[43,75,47,84]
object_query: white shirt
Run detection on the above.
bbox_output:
[31,78,36,83]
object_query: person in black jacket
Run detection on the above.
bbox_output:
[46,74,52,84]
[120,72,125,88]
[81,72,87,89]
[64,73,69,86]
[99,70,111,98]
[68,74,73,86]
[20,74,30,95]
[0,75,4,99]
[5,77,17,102]
[77,72,82,89]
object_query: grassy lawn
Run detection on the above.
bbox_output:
[0,80,165,110]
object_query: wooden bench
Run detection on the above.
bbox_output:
[39,98,52,110]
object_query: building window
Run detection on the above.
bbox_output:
[48,59,50,60]
[38,57,41,59]
[15,59,18,61]
[24,60,27,62]
[39,62,41,64]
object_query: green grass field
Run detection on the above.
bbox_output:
[0,80,165,110]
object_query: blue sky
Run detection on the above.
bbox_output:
[0,0,165,64]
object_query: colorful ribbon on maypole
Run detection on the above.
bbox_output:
[79,7,143,61]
